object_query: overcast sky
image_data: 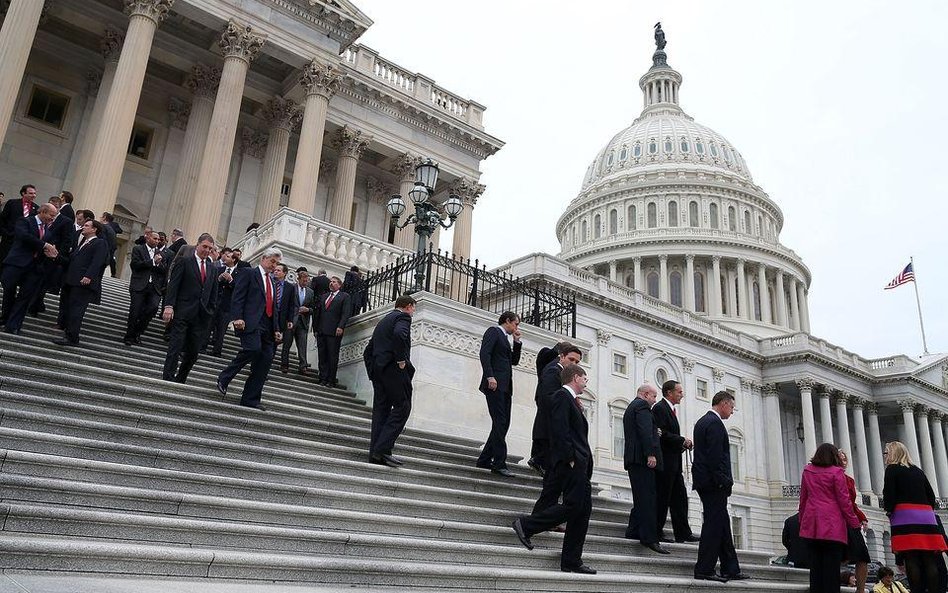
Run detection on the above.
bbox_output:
[356,0,948,361]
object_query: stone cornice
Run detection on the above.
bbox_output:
[267,0,369,51]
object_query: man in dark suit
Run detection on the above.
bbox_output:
[122,230,165,345]
[53,219,109,345]
[230,247,251,270]
[58,191,75,222]
[161,233,218,383]
[624,383,669,554]
[692,390,747,583]
[512,364,595,575]
[0,184,39,272]
[98,212,118,277]
[0,203,58,333]
[529,341,582,477]
[281,268,314,374]
[313,276,351,388]
[475,311,522,477]
[653,380,700,544]
[207,247,238,357]
[782,512,809,569]
[310,269,330,299]
[272,263,297,352]
[342,265,366,314]
[27,198,75,316]
[365,294,416,467]
[217,247,283,410]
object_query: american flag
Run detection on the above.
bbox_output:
[884,263,915,290]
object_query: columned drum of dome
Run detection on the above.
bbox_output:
[556,26,811,338]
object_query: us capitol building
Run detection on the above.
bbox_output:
[0,0,946,562]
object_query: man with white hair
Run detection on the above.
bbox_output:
[217,246,283,410]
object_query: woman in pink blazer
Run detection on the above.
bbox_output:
[799,443,862,593]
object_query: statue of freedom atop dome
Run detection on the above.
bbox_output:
[654,22,667,50]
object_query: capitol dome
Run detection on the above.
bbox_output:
[557,26,812,338]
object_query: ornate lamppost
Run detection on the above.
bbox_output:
[386,159,463,292]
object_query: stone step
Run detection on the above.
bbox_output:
[0,535,805,592]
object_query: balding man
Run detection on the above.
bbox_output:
[624,383,668,554]
[0,203,58,334]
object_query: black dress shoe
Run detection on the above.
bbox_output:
[676,534,701,543]
[369,454,399,468]
[123,339,134,347]
[694,574,728,583]
[561,564,596,574]
[491,468,515,477]
[526,458,546,476]
[643,542,670,554]
[511,518,534,550]
[721,573,750,581]
[216,380,227,395]
[475,461,492,469]
[52,337,77,346]
[659,537,675,544]
[381,454,404,466]
[239,403,266,411]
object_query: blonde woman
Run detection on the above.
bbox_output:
[882,441,947,593]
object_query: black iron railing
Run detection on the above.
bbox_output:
[365,247,576,337]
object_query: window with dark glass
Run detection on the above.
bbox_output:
[689,201,699,227]
[668,200,678,227]
[647,271,659,297]
[710,143,719,157]
[647,202,657,228]
[628,204,637,230]
[594,214,602,239]
[664,138,673,153]
[633,143,642,157]
[695,271,706,312]
[728,206,737,231]
[127,124,154,160]
[609,209,618,235]
[649,140,657,154]
[670,271,683,307]
[710,203,719,228]
[696,140,705,154]
[680,137,690,152]
[26,86,69,129]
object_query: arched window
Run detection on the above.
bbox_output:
[609,209,618,235]
[648,139,657,155]
[594,214,602,239]
[757,215,763,236]
[729,429,744,481]
[667,201,679,227]
[619,147,628,161]
[647,202,657,228]
[694,271,706,312]
[627,205,637,230]
[695,139,705,155]
[680,137,690,153]
[647,271,659,298]
[581,220,587,241]
[728,206,736,231]
[743,210,751,233]
[689,201,699,227]
[606,152,615,167]
[633,142,642,157]
[670,271,683,307]
[664,137,673,153]
[752,282,762,321]
[709,203,719,228]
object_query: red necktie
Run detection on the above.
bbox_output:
[38,222,45,240]
[200,259,206,283]
[325,293,334,310]
[265,273,273,317]
[22,201,29,217]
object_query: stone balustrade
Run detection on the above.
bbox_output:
[233,208,409,272]
[761,334,921,377]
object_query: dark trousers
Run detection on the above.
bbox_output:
[804,539,846,593]
[520,461,592,569]
[0,264,42,331]
[903,550,947,593]
[530,398,550,470]
[281,324,309,369]
[219,321,275,408]
[476,389,511,470]
[694,488,741,577]
[60,284,95,344]
[316,333,341,384]
[124,287,161,340]
[626,465,659,544]
[208,308,230,355]
[656,463,693,540]
[532,462,564,515]
[369,364,413,456]
[162,312,211,383]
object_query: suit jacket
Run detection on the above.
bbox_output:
[478,325,522,394]
[215,264,240,313]
[230,266,275,334]
[623,397,663,471]
[291,283,315,330]
[100,222,117,257]
[535,359,562,403]
[0,198,38,238]
[128,244,165,292]
[691,410,733,494]
[163,253,218,321]
[274,279,299,333]
[64,237,108,295]
[3,216,49,268]
[58,203,75,222]
[545,386,592,476]
[313,290,352,336]
[652,398,686,471]
[369,309,412,373]
[311,274,330,298]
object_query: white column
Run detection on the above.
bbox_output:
[930,411,948,497]
[684,254,695,312]
[866,403,885,494]
[900,400,921,465]
[798,283,811,333]
[834,392,854,477]
[797,378,817,458]
[609,260,618,283]
[758,262,772,324]
[0,0,46,144]
[328,125,371,229]
[287,59,339,215]
[916,407,940,497]
[659,255,668,302]
[450,177,483,261]
[164,64,219,232]
[818,388,834,445]
[710,255,722,316]
[762,384,787,482]
[775,270,788,327]
[74,0,174,218]
[633,256,643,292]
[186,20,265,242]
[851,399,873,492]
[789,276,801,331]
[66,27,123,191]
[254,96,298,223]
[736,259,748,319]
[393,154,419,250]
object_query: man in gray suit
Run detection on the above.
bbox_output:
[281,267,315,375]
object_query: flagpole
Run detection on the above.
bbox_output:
[910,256,930,355]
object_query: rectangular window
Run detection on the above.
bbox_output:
[730,443,741,481]
[26,86,69,129]
[127,124,154,160]
[696,379,708,400]
[612,353,627,375]
[613,415,625,458]
[279,182,290,207]
[731,513,745,549]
